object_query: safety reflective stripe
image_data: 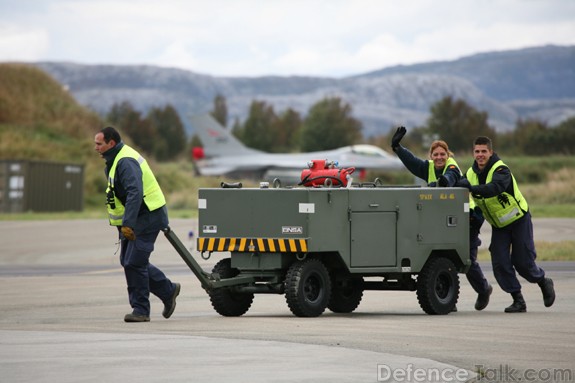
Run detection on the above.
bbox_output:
[498,207,520,225]
[198,238,308,253]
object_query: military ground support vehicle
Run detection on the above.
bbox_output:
[165,182,471,317]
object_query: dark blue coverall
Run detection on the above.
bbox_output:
[395,145,491,296]
[464,153,545,293]
[103,142,177,316]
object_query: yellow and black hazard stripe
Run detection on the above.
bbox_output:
[197,237,308,253]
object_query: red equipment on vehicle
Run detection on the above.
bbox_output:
[300,159,355,187]
[192,146,205,160]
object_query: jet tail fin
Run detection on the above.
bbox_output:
[189,114,260,158]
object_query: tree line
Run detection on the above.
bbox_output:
[106,101,187,161]
[104,95,575,162]
[383,96,575,156]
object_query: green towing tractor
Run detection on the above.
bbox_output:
[164,177,471,318]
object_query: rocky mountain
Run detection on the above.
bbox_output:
[34,44,575,137]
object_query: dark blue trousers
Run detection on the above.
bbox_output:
[467,227,490,294]
[489,212,545,293]
[120,230,175,316]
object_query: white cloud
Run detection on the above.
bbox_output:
[154,41,202,71]
[0,24,49,61]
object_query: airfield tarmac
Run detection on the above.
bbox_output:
[1,218,574,383]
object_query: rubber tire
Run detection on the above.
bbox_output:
[284,258,332,317]
[416,257,459,315]
[328,277,364,313]
[209,258,254,317]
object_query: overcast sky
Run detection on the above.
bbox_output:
[1,0,574,78]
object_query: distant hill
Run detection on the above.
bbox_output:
[34,45,575,137]
[358,45,575,101]
[0,63,102,163]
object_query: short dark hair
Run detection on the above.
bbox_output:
[474,136,492,150]
[99,126,122,144]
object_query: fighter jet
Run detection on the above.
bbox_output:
[190,114,403,181]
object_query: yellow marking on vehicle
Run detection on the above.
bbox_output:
[197,237,308,253]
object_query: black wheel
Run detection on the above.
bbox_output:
[416,257,459,315]
[208,258,254,317]
[284,258,332,317]
[328,276,364,313]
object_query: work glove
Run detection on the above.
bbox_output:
[456,178,472,190]
[437,175,449,187]
[391,126,407,152]
[121,226,136,241]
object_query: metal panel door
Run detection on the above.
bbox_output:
[350,212,397,267]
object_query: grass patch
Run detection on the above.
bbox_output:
[0,207,197,221]
[0,209,107,221]
[478,241,575,262]
[529,204,575,218]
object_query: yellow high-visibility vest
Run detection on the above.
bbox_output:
[466,160,528,228]
[106,145,166,226]
[426,157,461,184]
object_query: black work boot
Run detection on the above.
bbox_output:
[504,291,526,313]
[163,283,181,319]
[124,312,150,322]
[475,284,493,311]
[538,277,555,307]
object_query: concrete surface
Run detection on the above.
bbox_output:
[1,219,574,383]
